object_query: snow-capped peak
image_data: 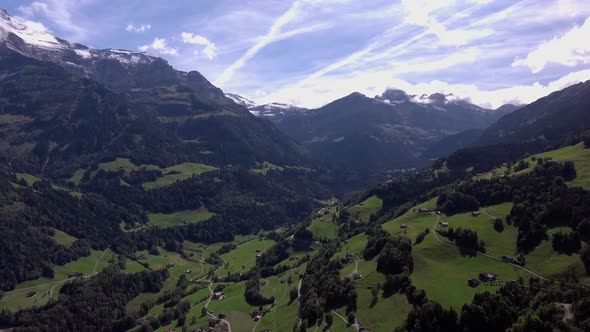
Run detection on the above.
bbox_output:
[225,93,258,108]
[0,9,157,67]
[0,9,66,49]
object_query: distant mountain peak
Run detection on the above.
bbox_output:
[377,89,410,104]
[224,93,308,116]
[0,9,66,50]
[226,93,258,108]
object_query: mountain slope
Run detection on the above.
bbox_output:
[257,90,512,191]
[0,10,310,179]
[479,80,590,145]
[0,9,227,101]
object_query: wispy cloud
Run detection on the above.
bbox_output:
[17,0,89,41]
[139,37,178,55]
[181,32,217,59]
[214,0,330,87]
[126,23,151,33]
[512,16,590,73]
[400,0,492,46]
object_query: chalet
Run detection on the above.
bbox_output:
[472,211,481,216]
[439,221,449,227]
[165,328,176,332]
[418,208,431,213]
[212,291,225,300]
[400,224,408,229]
[256,254,262,258]
[468,279,481,288]
[166,262,175,268]
[254,314,262,321]
[479,272,497,282]
[353,273,362,280]
[26,291,37,298]
[255,249,261,253]
[183,220,190,225]
[436,211,442,215]
[68,272,84,278]
[185,270,191,273]
[218,313,226,319]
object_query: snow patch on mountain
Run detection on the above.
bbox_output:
[226,93,257,108]
[0,9,65,49]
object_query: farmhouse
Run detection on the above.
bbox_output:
[353,272,362,280]
[400,224,408,229]
[68,272,84,278]
[479,272,497,282]
[26,291,37,298]
[212,291,225,300]
[472,211,481,216]
[439,221,449,227]
[418,208,431,213]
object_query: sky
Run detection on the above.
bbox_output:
[3,0,590,109]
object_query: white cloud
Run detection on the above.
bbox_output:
[401,0,492,46]
[139,37,177,55]
[256,67,590,110]
[18,0,88,41]
[214,0,330,87]
[181,32,217,59]
[512,16,590,73]
[126,23,151,33]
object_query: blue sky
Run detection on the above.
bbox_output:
[3,0,590,108]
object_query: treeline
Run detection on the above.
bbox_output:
[299,243,357,327]
[363,228,414,275]
[445,140,547,173]
[244,275,275,306]
[2,266,168,331]
[437,227,486,256]
[0,175,130,290]
[450,160,586,253]
[437,191,479,215]
[0,167,317,291]
[84,168,316,232]
[395,278,590,332]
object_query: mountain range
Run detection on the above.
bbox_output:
[226,89,520,191]
[0,10,309,179]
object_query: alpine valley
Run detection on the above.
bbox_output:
[1,6,590,332]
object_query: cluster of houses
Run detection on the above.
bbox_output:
[468,272,498,287]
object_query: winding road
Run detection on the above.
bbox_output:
[201,258,232,332]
